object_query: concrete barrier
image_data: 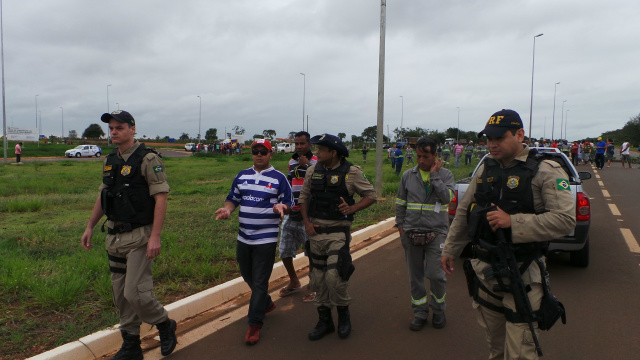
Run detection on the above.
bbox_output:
[28,217,396,360]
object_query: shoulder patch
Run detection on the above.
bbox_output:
[556,179,570,190]
[153,165,163,173]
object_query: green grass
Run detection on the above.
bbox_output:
[0,150,480,359]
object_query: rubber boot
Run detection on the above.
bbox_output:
[337,305,352,339]
[308,306,335,341]
[156,318,177,356]
[110,331,143,360]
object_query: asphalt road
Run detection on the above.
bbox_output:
[139,163,640,360]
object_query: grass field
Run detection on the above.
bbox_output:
[0,149,478,359]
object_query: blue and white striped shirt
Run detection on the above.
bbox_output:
[226,165,294,245]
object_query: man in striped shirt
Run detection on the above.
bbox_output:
[215,139,294,345]
[278,131,318,302]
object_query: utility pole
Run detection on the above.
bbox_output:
[375,0,386,198]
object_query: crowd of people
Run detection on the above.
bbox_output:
[191,141,243,155]
[81,108,632,360]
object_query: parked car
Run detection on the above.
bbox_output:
[448,147,592,267]
[65,145,102,158]
[276,143,294,154]
[185,143,195,151]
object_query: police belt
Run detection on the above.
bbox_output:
[315,226,350,234]
[106,222,145,235]
[472,242,544,264]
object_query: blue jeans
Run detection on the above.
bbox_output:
[236,241,277,326]
[395,158,404,175]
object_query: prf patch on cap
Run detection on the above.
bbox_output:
[556,179,570,190]
[486,115,504,125]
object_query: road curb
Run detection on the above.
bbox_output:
[27,217,396,360]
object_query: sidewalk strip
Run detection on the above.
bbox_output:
[620,228,640,254]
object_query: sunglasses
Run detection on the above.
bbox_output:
[252,149,269,156]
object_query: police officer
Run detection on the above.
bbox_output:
[440,109,575,360]
[299,133,377,341]
[81,110,177,360]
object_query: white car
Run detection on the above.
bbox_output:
[65,145,102,158]
[185,143,196,151]
[276,143,294,154]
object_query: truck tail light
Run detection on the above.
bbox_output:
[448,190,458,215]
[576,192,590,221]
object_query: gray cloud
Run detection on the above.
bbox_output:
[2,0,638,142]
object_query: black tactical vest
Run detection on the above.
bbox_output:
[308,158,355,221]
[101,144,157,225]
[472,149,544,246]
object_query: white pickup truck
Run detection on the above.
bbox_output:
[276,143,294,154]
[448,147,593,267]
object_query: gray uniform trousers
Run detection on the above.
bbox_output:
[400,232,447,319]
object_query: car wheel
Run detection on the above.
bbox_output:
[95,152,101,157]
[75,153,81,158]
[569,236,589,267]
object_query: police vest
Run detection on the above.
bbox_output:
[308,159,356,221]
[471,149,549,257]
[101,144,157,225]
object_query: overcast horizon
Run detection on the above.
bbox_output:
[1,0,639,143]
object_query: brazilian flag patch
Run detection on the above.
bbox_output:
[153,165,163,174]
[556,179,570,190]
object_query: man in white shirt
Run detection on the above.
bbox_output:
[620,140,632,169]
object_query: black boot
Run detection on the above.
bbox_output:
[308,306,335,341]
[337,306,351,339]
[156,318,177,356]
[110,331,143,360]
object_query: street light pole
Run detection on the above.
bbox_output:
[35,94,39,127]
[375,0,386,199]
[300,73,305,131]
[551,82,560,141]
[59,106,64,141]
[560,100,567,139]
[399,95,403,140]
[197,95,201,143]
[116,102,119,110]
[528,33,543,142]
[106,84,111,145]
[1,0,7,163]
[565,110,569,140]
[456,107,460,143]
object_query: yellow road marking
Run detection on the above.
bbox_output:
[621,228,640,254]
[608,203,621,216]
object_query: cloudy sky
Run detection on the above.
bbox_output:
[1,0,638,142]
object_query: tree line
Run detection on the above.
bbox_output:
[74,113,640,147]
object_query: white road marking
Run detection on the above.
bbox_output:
[598,180,604,187]
[595,174,601,179]
[608,203,621,216]
[602,189,610,197]
[621,228,640,254]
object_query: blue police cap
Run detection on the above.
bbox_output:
[310,133,349,157]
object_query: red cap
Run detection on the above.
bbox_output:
[251,139,272,151]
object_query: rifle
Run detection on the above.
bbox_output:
[484,228,543,357]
